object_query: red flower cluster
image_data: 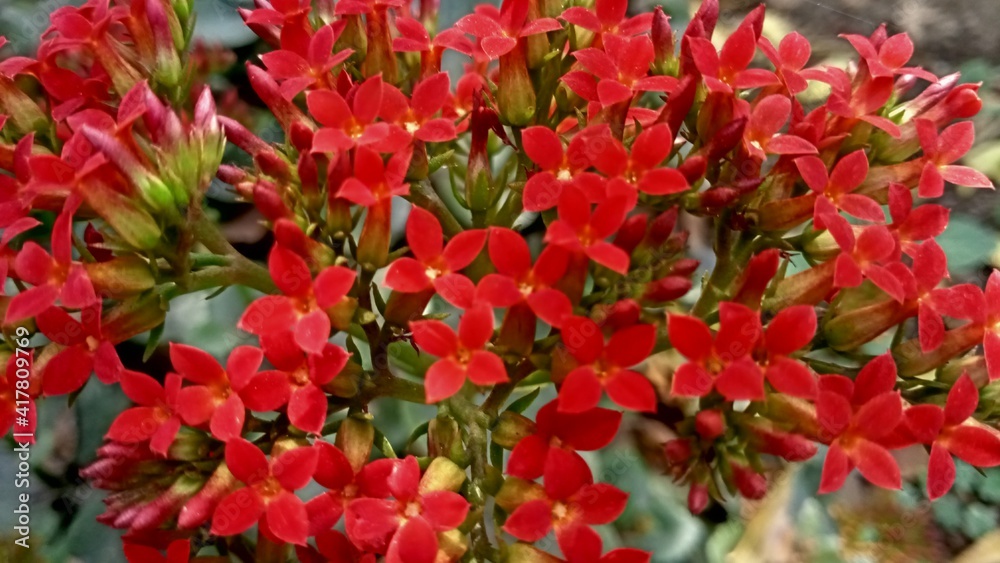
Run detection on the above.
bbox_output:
[2,0,1000,560]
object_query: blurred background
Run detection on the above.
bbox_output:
[2,0,1000,561]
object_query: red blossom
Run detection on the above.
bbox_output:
[669,303,765,401]
[545,186,631,274]
[557,316,658,413]
[454,0,562,60]
[817,354,904,493]
[564,35,678,108]
[211,439,319,545]
[260,23,354,100]
[345,456,469,561]
[507,400,622,481]
[36,304,123,395]
[410,305,508,403]
[106,370,183,457]
[384,206,487,297]
[307,76,408,153]
[239,245,356,354]
[916,119,994,198]
[503,450,628,555]
[904,374,1000,499]
[5,199,97,323]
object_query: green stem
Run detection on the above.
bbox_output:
[189,207,277,294]
[407,180,464,237]
[448,386,496,561]
[691,218,754,317]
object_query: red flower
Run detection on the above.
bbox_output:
[454,0,562,60]
[739,95,817,159]
[894,240,949,353]
[239,245,356,354]
[170,343,264,442]
[520,125,602,212]
[817,354,904,493]
[564,35,678,108]
[211,439,319,545]
[306,76,407,153]
[841,29,937,82]
[545,187,631,274]
[756,305,818,398]
[588,124,690,198]
[307,442,393,536]
[905,374,1000,499]
[5,199,97,323]
[345,456,469,561]
[123,538,190,563]
[819,208,905,302]
[384,206,487,296]
[915,119,994,198]
[886,183,949,257]
[335,146,411,207]
[380,72,458,142]
[557,316,658,413]
[250,332,351,434]
[503,450,628,554]
[105,370,183,457]
[796,150,883,224]
[36,304,123,395]
[410,305,508,403]
[260,23,353,100]
[393,17,473,57]
[560,0,654,38]
[669,303,765,400]
[758,32,813,94]
[688,10,777,93]
[507,400,622,480]
[477,227,572,328]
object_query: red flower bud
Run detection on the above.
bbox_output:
[695,409,726,440]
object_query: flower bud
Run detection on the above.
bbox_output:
[498,45,536,127]
[364,7,397,82]
[420,456,467,493]
[664,438,693,465]
[651,7,677,76]
[687,481,710,515]
[85,256,156,299]
[730,249,780,309]
[177,463,237,529]
[492,410,537,449]
[644,276,692,303]
[695,409,726,441]
[337,414,375,473]
[429,415,468,464]
[730,462,767,500]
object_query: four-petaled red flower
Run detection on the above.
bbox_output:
[106,370,183,457]
[507,401,622,480]
[260,23,353,100]
[385,206,486,298]
[6,199,97,323]
[345,456,469,562]
[211,439,319,545]
[380,72,458,143]
[817,354,904,493]
[545,187,630,274]
[557,316,658,413]
[239,245,356,354]
[36,304,123,395]
[915,118,994,198]
[564,35,678,108]
[410,305,508,403]
[503,449,629,555]
[904,373,1000,499]
[454,0,562,60]
[307,76,408,153]
[669,303,765,401]
[170,343,263,442]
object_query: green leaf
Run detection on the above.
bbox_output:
[505,388,541,414]
[143,322,165,362]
